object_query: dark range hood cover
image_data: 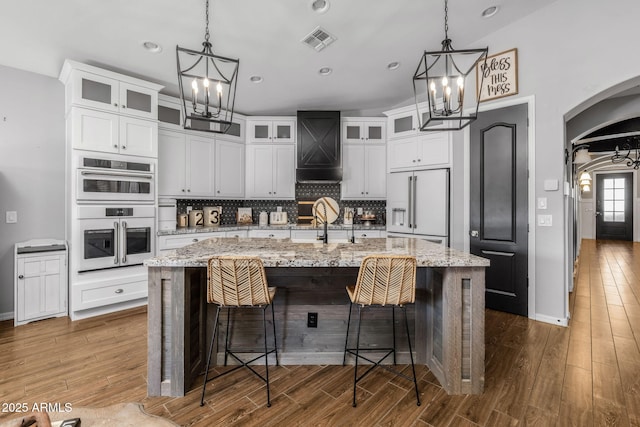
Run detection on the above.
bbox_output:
[296,111,342,183]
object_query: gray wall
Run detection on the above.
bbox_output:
[473,0,640,323]
[0,64,65,318]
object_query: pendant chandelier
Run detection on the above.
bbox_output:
[413,0,488,131]
[176,0,239,134]
[611,137,640,169]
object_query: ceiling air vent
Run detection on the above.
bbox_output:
[301,26,336,52]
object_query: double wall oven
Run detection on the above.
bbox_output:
[74,154,155,273]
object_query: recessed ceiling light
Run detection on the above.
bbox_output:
[481,6,499,18]
[249,75,263,83]
[310,0,330,14]
[142,41,162,53]
[318,67,333,76]
[387,61,401,70]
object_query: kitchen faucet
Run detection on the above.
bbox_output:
[315,200,329,244]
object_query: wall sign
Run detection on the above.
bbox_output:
[476,48,518,102]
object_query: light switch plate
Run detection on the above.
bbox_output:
[537,197,548,210]
[544,179,559,191]
[537,214,552,227]
[6,211,17,223]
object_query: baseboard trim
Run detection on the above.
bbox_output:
[0,312,14,322]
[535,313,569,327]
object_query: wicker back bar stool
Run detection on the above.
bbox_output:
[200,256,278,407]
[343,255,421,407]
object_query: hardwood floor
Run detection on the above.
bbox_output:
[1,238,639,426]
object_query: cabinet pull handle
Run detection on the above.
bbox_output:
[115,289,124,294]
[18,275,24,279]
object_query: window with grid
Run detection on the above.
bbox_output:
[603,178,625,222]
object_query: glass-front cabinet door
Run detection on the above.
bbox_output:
[119,82,157,119]
[75,72,119,114]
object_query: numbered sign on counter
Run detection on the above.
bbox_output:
[476,48,518,102]
[204,206,222,226]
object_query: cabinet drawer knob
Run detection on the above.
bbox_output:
[122,105,126,109]
[361,234,367,237]
[217,190,220,193]
[114,144,118,148]
[182,189,185,192]
[269,234,274,238]
[187,189,190,192]
[122,145,126,150]
[18,275,24,279]
[113,103,118,107]
[412,159,416,163]
[115,289,124,294]
[192,238,199,242]
[417,158,421,162]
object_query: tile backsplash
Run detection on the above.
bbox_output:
[176,183,386,225]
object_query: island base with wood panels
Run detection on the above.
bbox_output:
[143,237,489,397]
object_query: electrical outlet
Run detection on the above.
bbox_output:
[357,207,363,215]
[307,312,318,328]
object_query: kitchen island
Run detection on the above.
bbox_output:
[144,237,489,397]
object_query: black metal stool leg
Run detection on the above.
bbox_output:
[343,301,353,366]
[200,306,221,406]
[224,307,231,366]
[403,306,421,406]
[271,299,278,366]
[263,306,271,407]
[352,305,363,407]
[392,306,397,365]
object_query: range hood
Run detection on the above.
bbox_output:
[296,111,342,183]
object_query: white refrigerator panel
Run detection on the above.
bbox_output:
[386,171,412,234]
[386,169,449,238]
[413,169,448,236]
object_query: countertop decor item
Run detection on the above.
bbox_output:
[188,210,204,227]
[312,197,339,224]
[176,0,239,134]
[203,206,222,227]
[237,207,253,224]
[412,0,488,131]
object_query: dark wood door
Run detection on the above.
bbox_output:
[596,172,633,241]
[470,104,528,316]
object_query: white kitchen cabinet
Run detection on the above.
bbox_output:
[70,107,158,157]
[341,144,386,199]
[14,240,68,326]
[158,130,215,197]
[248,229,290,239]
[388,132,451,171]
[247,118,295,143]
[342,119,386,144]
[60,61,161,120]
[246,144,295,199]
[215,139,245,198]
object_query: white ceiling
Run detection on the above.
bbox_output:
[0,0,558,116]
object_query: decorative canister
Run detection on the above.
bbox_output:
[177,213,188,228]
[259,211,269,226]
[203,206,222,227]
[188,210,204,227]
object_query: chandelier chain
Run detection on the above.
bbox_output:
[444,0,449,40]
[204,0,210,43]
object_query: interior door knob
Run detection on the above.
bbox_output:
[470,230,479,237]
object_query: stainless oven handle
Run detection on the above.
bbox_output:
[114,221,120,265]
[121,221,127,264]
[80,171,153,180]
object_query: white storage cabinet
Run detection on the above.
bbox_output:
[14,240,68,326]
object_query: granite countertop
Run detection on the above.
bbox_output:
[158,224,386,236]
[144,237,489,268]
